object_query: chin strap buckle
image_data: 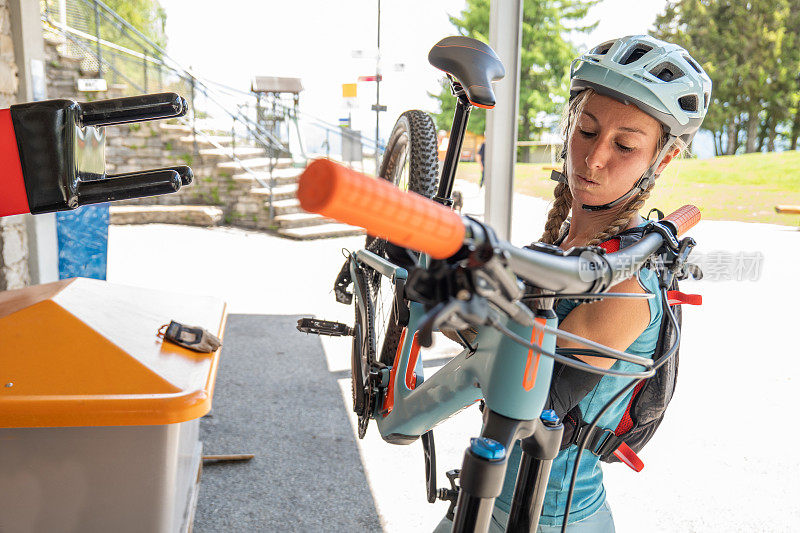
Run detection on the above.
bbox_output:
[550,169,567,183]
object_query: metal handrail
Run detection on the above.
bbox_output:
[41,0,384,222]
[43,0,383,152]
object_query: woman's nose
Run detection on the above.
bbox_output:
[585,140,611,169]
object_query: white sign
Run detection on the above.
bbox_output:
[76,78,108,92]
[30,59,46,100]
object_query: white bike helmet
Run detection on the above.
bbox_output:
[559,35,713,211]
[570,35,712,145]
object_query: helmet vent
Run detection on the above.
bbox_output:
[683,55,702,73]
[678,95,698,112]
[620,44,653,65]
[650,62,685,82]
[704,92,710,109]
[591,40,615,55]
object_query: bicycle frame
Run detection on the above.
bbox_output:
[352,249,556,440]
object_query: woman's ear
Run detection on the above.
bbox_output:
[656,147,681,175]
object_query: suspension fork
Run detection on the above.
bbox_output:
[451,410,536,533]
[506,411,563,532]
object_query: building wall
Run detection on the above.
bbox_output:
[0,0,30,290]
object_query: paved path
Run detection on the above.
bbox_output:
[108,181,800,532]
[193,314,381,532]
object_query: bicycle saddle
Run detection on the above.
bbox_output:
[428,36,505,109]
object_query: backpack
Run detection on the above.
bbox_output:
[553,222,702,471]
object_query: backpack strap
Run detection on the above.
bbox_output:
[546,357,603,419]
[563,413,646,472]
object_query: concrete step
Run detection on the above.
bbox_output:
[272,212,336,229]
[249,183,297,201]
[160,123,194,134]
[269,198,304,216]
[110,205,223,227]
[232,167,303,186]
[217,157,294,172]
[198,146,265,159]
[277,223,365,240]
[179,135,236,146]
[43,32,67,46]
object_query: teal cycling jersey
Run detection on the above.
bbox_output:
[495,257,664,526]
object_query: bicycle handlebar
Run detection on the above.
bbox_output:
[297,159,465,259]
[297,160,701,293]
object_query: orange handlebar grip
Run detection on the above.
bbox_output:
[297,159,466,259]
[662,204,701,236]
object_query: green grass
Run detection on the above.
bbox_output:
[455,151,800,226]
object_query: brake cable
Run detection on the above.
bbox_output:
[488,317,655,379]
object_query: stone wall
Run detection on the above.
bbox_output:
[0,0,30,290]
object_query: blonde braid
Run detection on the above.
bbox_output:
[540,180,573,244]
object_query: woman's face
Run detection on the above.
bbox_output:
[567,93,664,208]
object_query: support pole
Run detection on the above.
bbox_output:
[485,0,523,241]
[9,0,59,285]
[374,0,382,176]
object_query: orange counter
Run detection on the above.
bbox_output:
[0,278,226,532]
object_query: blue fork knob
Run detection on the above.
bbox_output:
[540,409,560,427]
[470,437,506,461]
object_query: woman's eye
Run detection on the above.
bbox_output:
[616,142,634,152]
[578,129,596,138]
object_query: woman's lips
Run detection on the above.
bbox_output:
[577,174,598,185]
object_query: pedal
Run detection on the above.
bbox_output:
[296,318,353,337]
[437,469,461,520]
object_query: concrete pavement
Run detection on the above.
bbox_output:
[108,180,800,532]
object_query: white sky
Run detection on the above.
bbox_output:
[159,0,670,144]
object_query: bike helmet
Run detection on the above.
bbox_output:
[557,35,712,211]
[570,34,712,145]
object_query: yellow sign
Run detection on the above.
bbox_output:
[342,83,357,98]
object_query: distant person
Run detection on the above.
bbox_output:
[477,140,486,187]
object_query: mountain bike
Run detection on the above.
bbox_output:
[296,36,700,533]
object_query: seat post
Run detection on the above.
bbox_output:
[434,90,472,206]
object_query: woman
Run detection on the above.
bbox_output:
[435,35,711,532]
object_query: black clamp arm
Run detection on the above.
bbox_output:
[1,92,192,217]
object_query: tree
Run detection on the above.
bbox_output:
[430,0,595,161]
[80,0,168,51]
[654,0,798,154]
